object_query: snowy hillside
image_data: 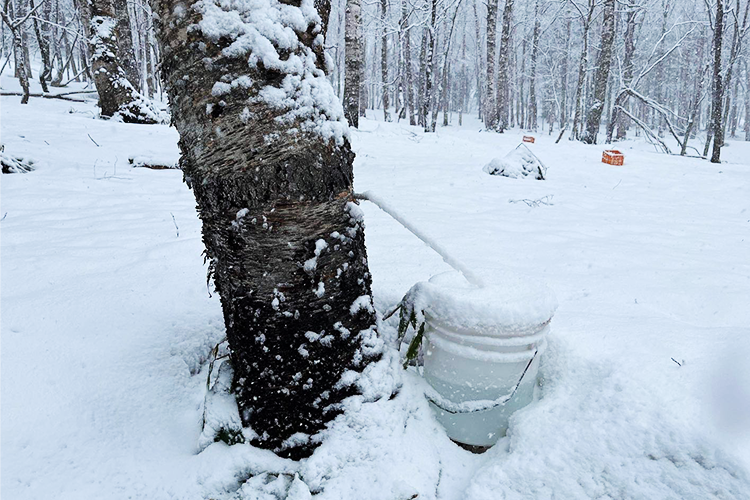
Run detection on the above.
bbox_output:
[2,80,750,499]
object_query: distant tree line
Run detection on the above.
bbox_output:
[3,0,748,157]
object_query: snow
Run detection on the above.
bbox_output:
[194,0,349,143]
[3,77,750,499]
[401,270,557,336]
[482,143,547,180]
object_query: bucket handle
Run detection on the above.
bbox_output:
[425,348,539,415]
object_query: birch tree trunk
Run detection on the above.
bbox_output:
[613,6,639,141]
[401,0,415,125]
[81,0,160,122]
[581,0,616,144]
[559,18,571,130]
[150,0,380,460]
[527,2,540,131]
[484,0,498,129]
[380,0,390,121]
[112,0,140,89]
[569,0,594,140]
[1,2,31,103]
[29,0,51,92]
[710,0,725,163]
[424,0,437,132]
[495,0,513,132]
[343,0,363,127]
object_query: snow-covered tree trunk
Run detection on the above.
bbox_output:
[581,0,615,144]
[559,18,571,130]
[1,3,31,103]
[400,0,415,125]
[473,1,484,120]
[613,5,639,141]
[495,0,513,132]
[709,0,725,163]
[29,0,51,92]
[150,0,381,459]
[343,0,362,127]
[82,0,159,122]
[418,26,428,127]
[112,0,140,89]
[527,3,540,131]
[484,0,498,129]
[380,0,390,121]
[569,0,594,140]
[424,0,437,132]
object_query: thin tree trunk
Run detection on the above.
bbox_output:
[424,0,436,132]
[559,18,571,130]
[112,0,139,89]
[710,0,725,163]
[2,2,31,103]
[401,0,414,125]
[581,0,616,144]
[473,0,483,120]
[343,0,362,128]
[29,0,51,92]
[570,0,595,140]
[418,26,428,127]
[495,0,513,132]
[613,6,639,141]
[380,0,390,121]
[484,0,498,129]
[150,0,380,460]
[527,2,540,131]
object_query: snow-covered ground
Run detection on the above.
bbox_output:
[2,76,750,499]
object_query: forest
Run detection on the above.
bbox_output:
[3,0,750,160]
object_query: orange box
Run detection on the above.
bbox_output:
[602,150,624,165]
[523,136,535,143]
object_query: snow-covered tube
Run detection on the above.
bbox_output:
[418,271,557,448]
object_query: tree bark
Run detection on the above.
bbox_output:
[150,0,380,460]
[484,0,498,129]
[423,0,437,132]
[495,0,513,132]
[613,5,639,141]
[343,0,363,128]
[29,0,51,92]
[710,0,725,163]
[1,0,31,103]
[380,0,390,121]
[559,18,571,130]
[112,0,140,89]
[82,0,159,122]
[400,0,415,125]
[569,0,594,140]
[581,0,616,144]
[527,2,540,131]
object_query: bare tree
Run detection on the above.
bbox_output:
[484,0,498,129]
[581,0,616,144]
[495,0,514,131]
[344,0,363,127]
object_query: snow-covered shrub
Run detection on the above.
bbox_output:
[1,149,36,174]
[483,144,546,180]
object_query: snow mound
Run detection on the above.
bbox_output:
[465,337,750,500]
[129,154,179,170]
[483,144,546,180]
[403,271,558,337]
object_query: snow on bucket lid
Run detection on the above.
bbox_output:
[404,271,558,337]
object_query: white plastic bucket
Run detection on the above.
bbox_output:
[423,319,548,447]
[410,271,556,448]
